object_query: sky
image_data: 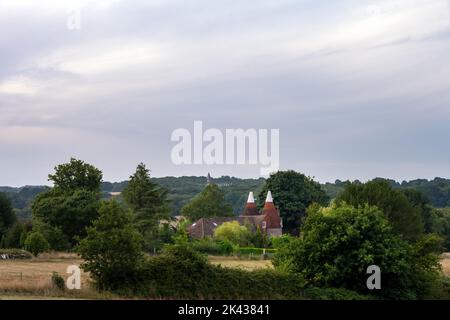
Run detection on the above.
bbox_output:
[1,0,450,186]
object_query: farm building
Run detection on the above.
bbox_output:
[187,191,283,239]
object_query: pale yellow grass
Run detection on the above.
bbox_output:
[208,256,273,271]
[0,253,103,299]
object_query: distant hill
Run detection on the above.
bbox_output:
[3,176,450,220]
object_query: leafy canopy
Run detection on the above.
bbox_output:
[49,158,103,194]
[181,184,233,221]
[214,221,250,246]
[257,170,329,234]
[76,200,144,291]
[273,203,442,299]
[336,178,424,241]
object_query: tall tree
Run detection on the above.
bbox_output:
[336,178,423,242]
[122,163,171,230]
[257,170,329,235]
[0,192,16,239]
[31,158,102,248]
[181,184,233,221]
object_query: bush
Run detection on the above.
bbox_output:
[214,221,250,246]
[24,232,50,256]
[140,244,308,299]
[76,200,145,292]
[235,247,276,256]
[273,203,442,299]
[0,249,33,259]
[51,272,65,291]
[191,238,233,255]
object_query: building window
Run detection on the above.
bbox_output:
[262,221,267,229]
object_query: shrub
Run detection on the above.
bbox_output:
[141,244,309,299]
[51,272,65,291]
[24,232,50,256]
[214,221,250,246]
[191,238,233,255]
[273,203,442,299]
[235,247,277,256]
[76,200,145,293]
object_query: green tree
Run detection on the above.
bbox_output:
[76,200,144,292]
[336,179,423,241]
[122,163,172,251]
[0,192,16,239]
[122,163,170,230]
[181,184,233,221]
[257,170,329,234]
[214,221,250,246]
[31,159,102,249]
[2,221,29,248]
[273,203,442,299]
[32,189,100,247]
[48,158,102,193]
[24,232,50,256]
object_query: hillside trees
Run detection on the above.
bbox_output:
[257,170,329,234]
[31,158,102,249]
[181,184,234,221]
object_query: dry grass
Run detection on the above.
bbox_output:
[208,255,273,271]
[0,253,108,299]
[440,253,450,277]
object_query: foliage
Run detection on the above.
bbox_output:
[32,189,100,247]
[48,158,102,194]
[0,192,16,239]
[336,178,424,241]
[257,170,329,234]
[425,207,450,251]
[24,232,50,256]
[51,272,66,291]
[140,244,309,299]
[235,247,277,255]
[1,221,30,248]
[76,200,145,292]
[214,221,250,246]
[122,163,171,229]
[273,203,442,299]
[181,184,234,221]
[122,163,172,251]
[191,238,234,255]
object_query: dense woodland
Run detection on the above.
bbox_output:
[2,176,450,220]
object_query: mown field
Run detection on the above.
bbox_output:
[1,253,450,300]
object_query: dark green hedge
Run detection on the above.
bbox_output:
[112,245,368,300]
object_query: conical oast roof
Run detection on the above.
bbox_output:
[262,190,282,228]
[243,192,259,215]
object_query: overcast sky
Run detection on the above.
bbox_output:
[1,0,450,186]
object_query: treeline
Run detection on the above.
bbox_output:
[3,176,450,220]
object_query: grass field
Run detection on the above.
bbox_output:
[1,253,450,300]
